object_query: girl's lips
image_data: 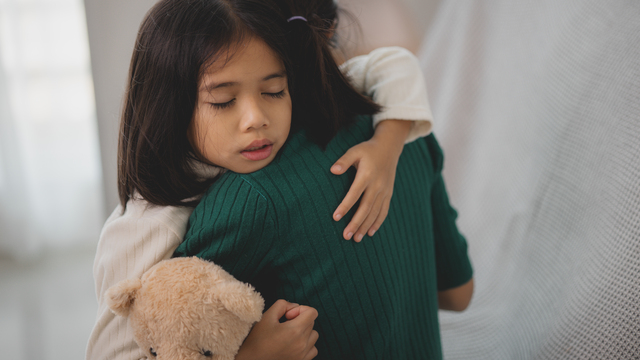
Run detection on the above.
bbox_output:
[243,139,272,151]
[241,144,273,161]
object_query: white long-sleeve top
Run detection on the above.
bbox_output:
[86,46,433,360]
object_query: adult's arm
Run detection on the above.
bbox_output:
[425,135,474,311]
[438,278,474,311]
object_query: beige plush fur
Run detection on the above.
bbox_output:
[106,257,264,360]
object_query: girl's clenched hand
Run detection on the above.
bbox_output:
[236,299,319,360]
[331,120,412,242]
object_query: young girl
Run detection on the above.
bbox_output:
[173,1,473,360]
[86,0,438,359]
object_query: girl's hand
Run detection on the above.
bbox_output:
[331,120,412,242]
[236,300,319,360]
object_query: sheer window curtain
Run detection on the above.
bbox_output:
[0,0,104,259]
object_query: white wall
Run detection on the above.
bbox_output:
[402,0,441,36]
[83,0,157,214]
[339,0,441,55]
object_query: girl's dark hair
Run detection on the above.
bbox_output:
[118,0,380,209]
[276,0,381,143]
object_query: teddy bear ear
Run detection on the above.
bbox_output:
[105,278,142,318]
[214,282,265,323]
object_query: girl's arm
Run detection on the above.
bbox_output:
[334,47,433,241]
[88,201,317,360]
[340,46,433,143]
[86,201,192,360]
[331,120,411,241]
[236,301,319,360]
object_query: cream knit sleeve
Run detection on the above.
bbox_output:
[86,200,193,360]
[340,46,434,143]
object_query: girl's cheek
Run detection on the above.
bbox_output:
[282,96,293,124]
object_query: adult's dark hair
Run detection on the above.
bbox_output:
[118,0,380,209]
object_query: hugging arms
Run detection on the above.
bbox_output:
[87,46,439,360]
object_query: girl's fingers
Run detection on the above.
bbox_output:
[303,331,319,360]
[308,329,319,346]
[333,176,367,222]
[267,299,299,321]
[354,195,384,242]
[343,191,378,241]
[330,149,359,176]
[303,344,319,360]
[284,306,303,320]
[289,305,318,324]
[368,197,390,236]
[301,320,317,344]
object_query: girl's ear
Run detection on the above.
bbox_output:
[106,278,142,317]
[214,281,265,323]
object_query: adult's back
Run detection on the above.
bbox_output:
[175,117,473,359]
[420,1,640,358]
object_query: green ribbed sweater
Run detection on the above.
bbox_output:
[174,116,472,359]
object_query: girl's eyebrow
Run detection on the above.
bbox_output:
[262,71,286,81]
[200,80,237,92]
[200,71,286,92]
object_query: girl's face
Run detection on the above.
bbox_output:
[190,37,292,174]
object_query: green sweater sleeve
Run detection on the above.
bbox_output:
[426,135,473,291]
[173,176,277,286]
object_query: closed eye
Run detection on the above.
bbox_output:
[150,348,157,357]
[264,90,285,99]
[210,98,235,109]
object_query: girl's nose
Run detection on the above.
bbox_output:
[240,99,269,131]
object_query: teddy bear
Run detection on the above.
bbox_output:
[106,256,264,360]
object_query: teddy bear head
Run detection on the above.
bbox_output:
[106,257,264,360]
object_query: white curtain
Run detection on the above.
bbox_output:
[421,1,640,358]
[0,0,104,259]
